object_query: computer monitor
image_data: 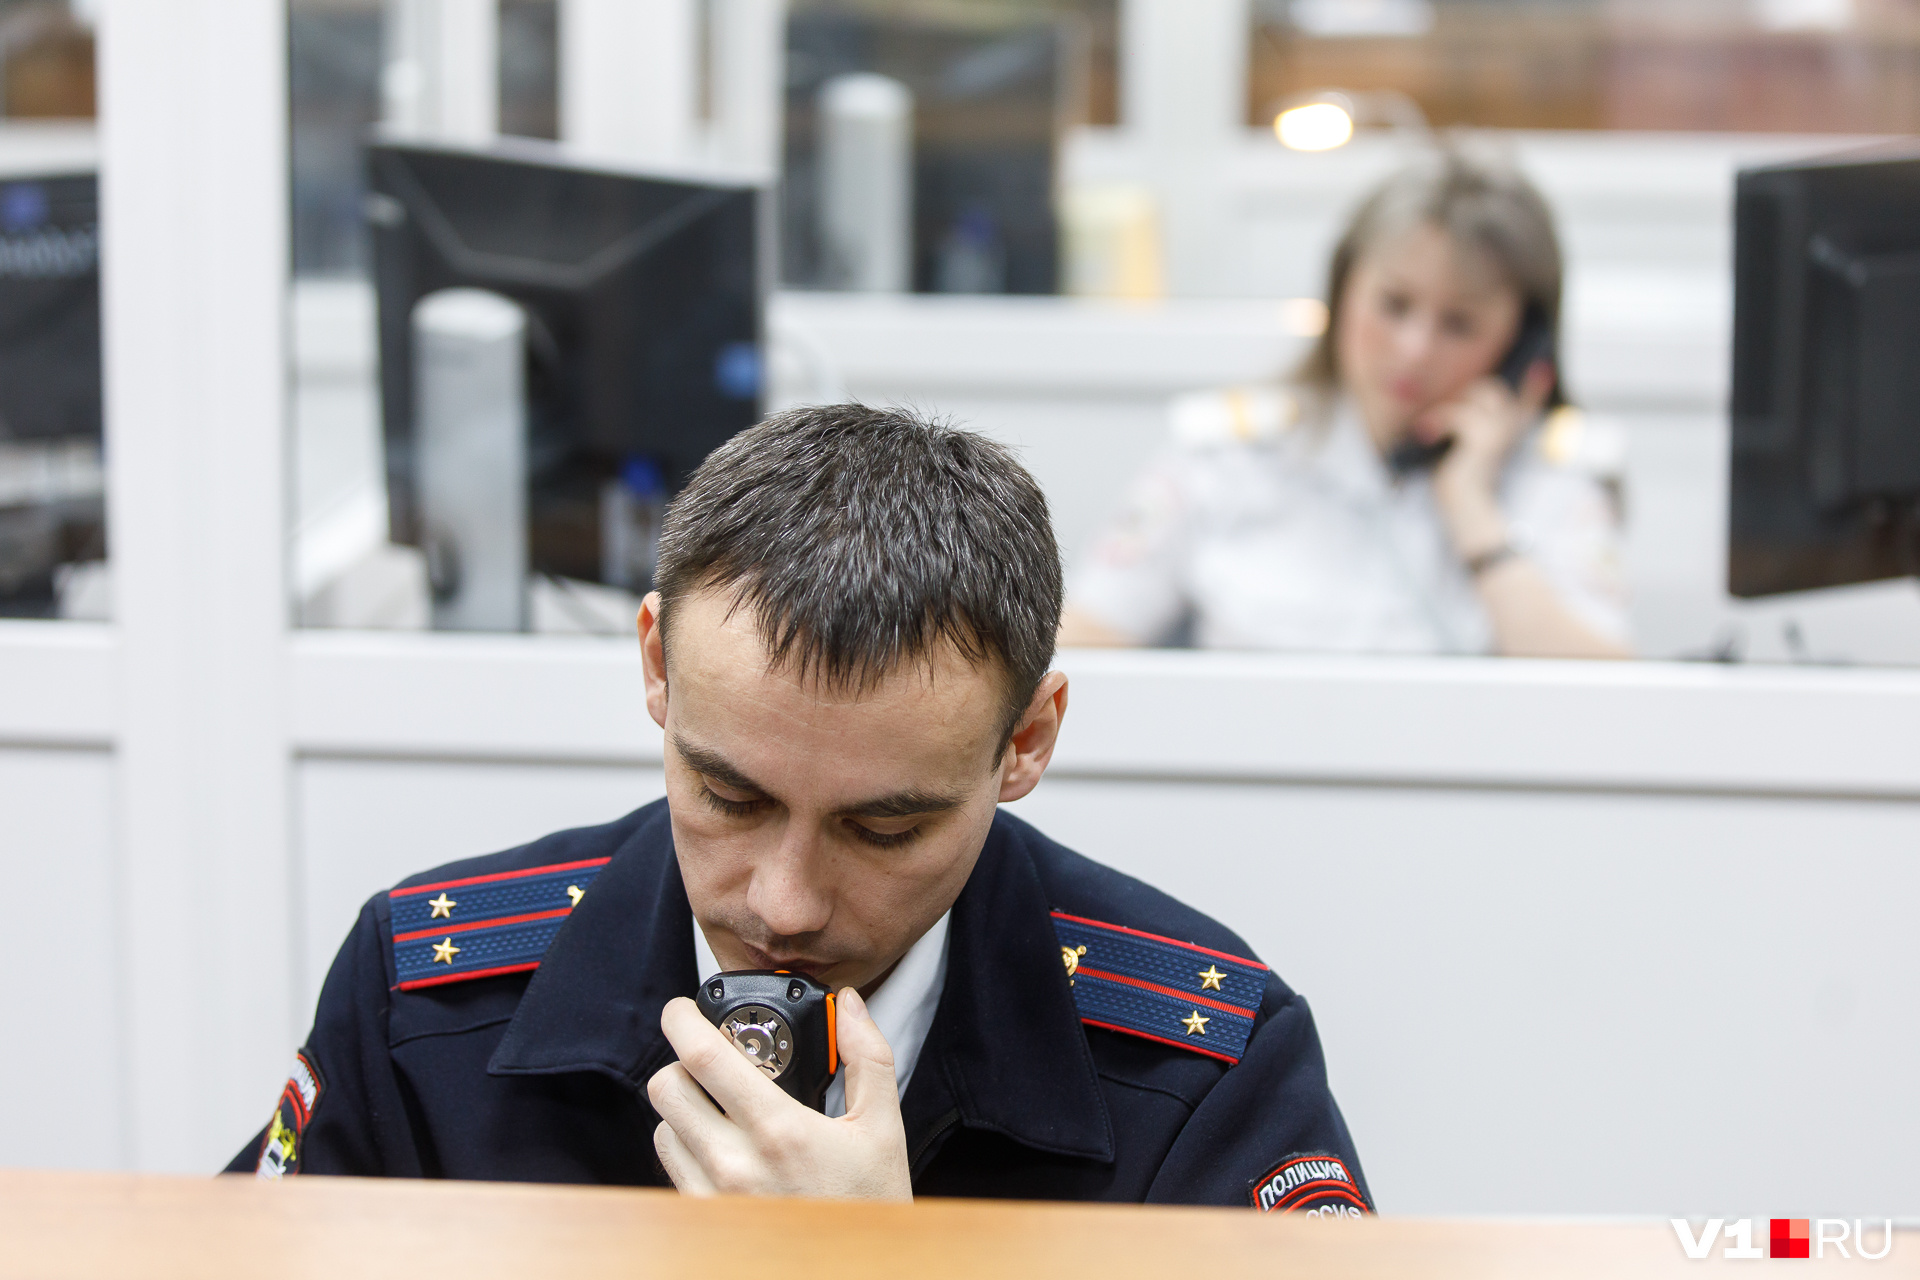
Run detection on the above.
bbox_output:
[782,11,1064,294]
[367,138,767,586]
[1728,142,1920,598]
[0,170,103,617]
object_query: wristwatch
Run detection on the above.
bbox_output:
[1464,541,1523,578]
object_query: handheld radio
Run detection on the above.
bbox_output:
[696,969,840,1112]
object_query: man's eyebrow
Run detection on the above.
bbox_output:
[673,737,768,795]
[840,789,966,820]
[674,734,964,820]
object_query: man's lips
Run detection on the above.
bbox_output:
[739,941,833,976]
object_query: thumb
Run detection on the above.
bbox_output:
[834,987,901,1121]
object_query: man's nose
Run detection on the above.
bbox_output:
[747,820,834,940]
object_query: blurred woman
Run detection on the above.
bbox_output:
[1059,148,1629,658]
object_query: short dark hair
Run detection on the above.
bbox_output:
[654,403,1063,747]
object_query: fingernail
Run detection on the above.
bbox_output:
[838,987,867,1018]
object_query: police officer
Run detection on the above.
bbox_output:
[1059,149,1630,660]
[230,404,1372,1214]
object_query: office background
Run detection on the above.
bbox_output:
[0,0,1914,1214]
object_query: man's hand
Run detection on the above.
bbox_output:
[647,987,913,1200]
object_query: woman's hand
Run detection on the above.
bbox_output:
[1407,360,1629,659]
[1422,360,1553,514]
[1416,360,1553,562]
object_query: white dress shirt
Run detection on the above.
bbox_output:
[1068,387,1630,653]
[692,910,950,1118]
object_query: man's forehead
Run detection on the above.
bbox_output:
[664,586,1006,713]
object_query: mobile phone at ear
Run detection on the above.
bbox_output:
[1385,434,1454,478]
[1389,308,1557,478]
[1496,305,1556,392]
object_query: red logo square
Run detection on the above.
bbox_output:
[1770,1218,1810,1259]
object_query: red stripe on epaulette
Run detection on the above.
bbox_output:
[1079,1017,1243,1066]
[392,907,572,944]
[391,856,612,898]
[1050,911,1270,970]
[1074,966,1257,1018]
[395,961,542,992]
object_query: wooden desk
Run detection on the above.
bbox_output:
[0,1170,1908,1279]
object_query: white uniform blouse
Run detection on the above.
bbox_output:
[1068,387,1630,655]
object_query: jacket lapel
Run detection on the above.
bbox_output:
[488,801,694,1088]
[907,813,1114,1164]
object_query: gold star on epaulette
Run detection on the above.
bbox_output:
[428,892,457,919]
[431,937,461,965]
[1197,965,1226,991]
[1181,1010,1210,1036]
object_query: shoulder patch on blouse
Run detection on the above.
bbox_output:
[1169,385,1300,448]
[389,856,610,990]
[256,1050,324,1179]
[1249,1152,1372,1216]
[1051,910,1268,1065]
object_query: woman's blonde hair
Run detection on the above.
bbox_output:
[1294,146,1567,409]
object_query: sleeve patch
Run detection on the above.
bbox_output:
[1051,910,1267,1064]
[388,856,610,990]
[1249,1152,1371,1215]
[255,1050,324,1180]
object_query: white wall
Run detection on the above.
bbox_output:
[1014,777,1920,1215]
[0,746,122,1169]
[295,759,664,1017]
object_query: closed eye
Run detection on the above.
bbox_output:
[699,782,768,818]
[844,820,922,849]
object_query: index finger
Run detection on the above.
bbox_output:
[659,996,793,1131]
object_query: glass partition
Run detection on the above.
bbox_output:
[288,0,1119,638]
[780,0,1117,293]
[1041,0,1920,666]
[0,0,100,622]
[284,0,1920,668]
[290,0,568,634]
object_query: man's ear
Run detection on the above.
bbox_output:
[638,591,669,730]
[998,671,1069,804]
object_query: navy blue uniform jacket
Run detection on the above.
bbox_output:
[229,800,1371,1211]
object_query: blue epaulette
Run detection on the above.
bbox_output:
[390,857,611,990]
[1052,910,1268,1065]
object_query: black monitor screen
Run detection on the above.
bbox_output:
[1729,143,1920,598]
[367,140,764,584]
[0,171,103,616]
[0,172,99,443]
